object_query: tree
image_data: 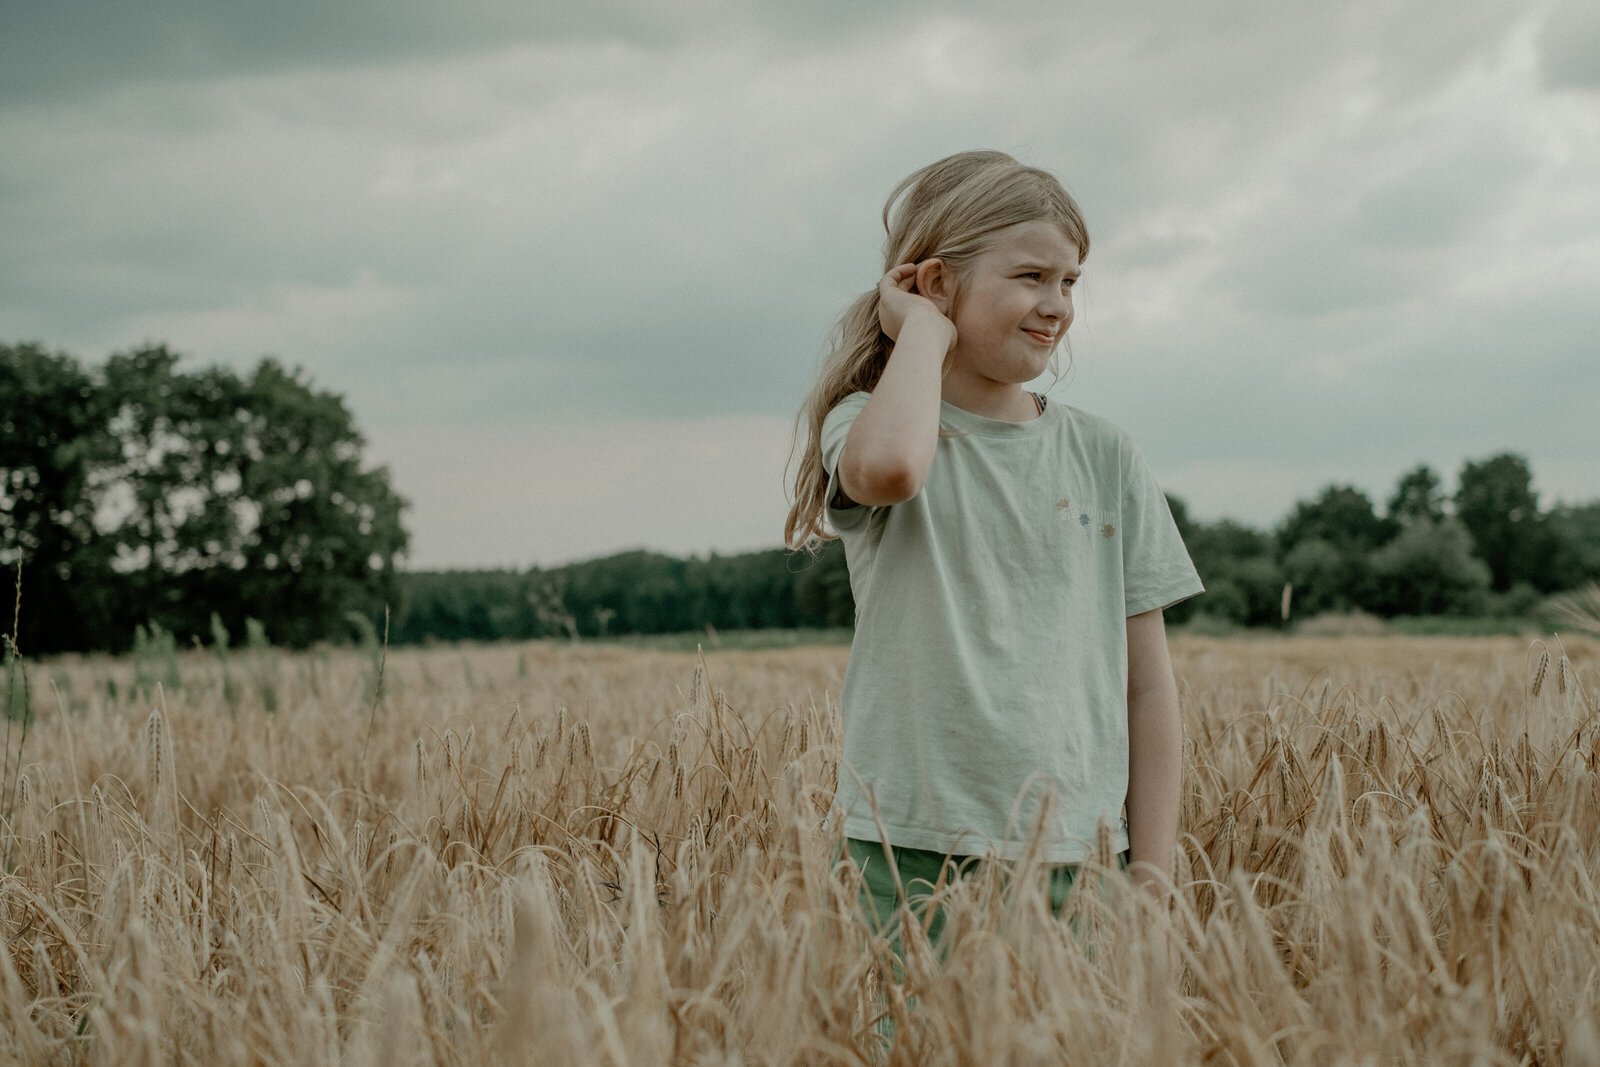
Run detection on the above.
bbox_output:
[1233,557,1288,626]
[0,344,119,651]
[1547,502,1600,590]
[1185,519,1274,581]
[1,342,407,651]
[1161,501,1277,626]
[1279,485,1395,556]
[224,358,408,646]
[393,570,535,643]
[1387,464,1446,525]
[1196,557,1285,627]
[1454,453,1552,592]
[1283,537,1371,616]
[1275,486,1394,616]
[793,540,854,627]
[1367,518,1491,616]
[1164,493,1195,543]
[99,345,253,631]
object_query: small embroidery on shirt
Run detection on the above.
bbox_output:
[1056,498,1071,513]
[1079,513,1091,526]
[1101,524,1116,539]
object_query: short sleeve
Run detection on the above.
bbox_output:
[820,392,873,531]
[1119,441,1204,616]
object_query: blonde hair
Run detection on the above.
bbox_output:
[783,150,1090,549]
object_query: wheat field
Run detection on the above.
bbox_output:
[1,631,1598,1065]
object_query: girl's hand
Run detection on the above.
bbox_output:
[877,261,954,345]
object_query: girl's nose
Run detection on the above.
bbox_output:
[1041,288,1072,319]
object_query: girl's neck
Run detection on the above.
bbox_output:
[940,379,1041,422]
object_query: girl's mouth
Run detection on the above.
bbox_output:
[1022,329,1056,345]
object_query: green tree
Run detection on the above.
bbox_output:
[3,342,407,651]
[99,345,252,629]
[1387,464,1446,525]
[1156,497,1280,627]
[1367,518,1491,616]
[226,359,408,646]
[394,570,536,643]
[1277,485,1395,616]
[1279,485,1394,556]
[1164,493,1195,543]
[1283,537,1371,616]
[1454,453,1552,592]
[1162,498,1277,626]
[1548,502,1600,590]
[560,551,689,634]
[1185,519,1273,581]
[1194,577,1249,625]
[793,540,854,627]
[0,344,119,652]
[1227,557,1288,626]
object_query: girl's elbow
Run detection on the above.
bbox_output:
[840,454,925,505]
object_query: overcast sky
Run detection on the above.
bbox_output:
[4,1,1597,568]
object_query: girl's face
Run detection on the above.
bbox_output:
[940,219,1080,391]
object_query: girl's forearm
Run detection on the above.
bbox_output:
[837,311,952,505]
[1125,609,1182,895]
[1126,688,1181,886]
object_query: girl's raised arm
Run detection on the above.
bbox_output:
[836,261,954,506]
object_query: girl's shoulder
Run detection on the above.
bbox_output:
[830,390,871,411]
[1052,405,1168,484]
[821,392,872,453]
[822,391,871,430]
[1056,403,1138,450]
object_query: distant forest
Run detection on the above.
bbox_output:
[397,452,1600,643]
[396,544,853,644]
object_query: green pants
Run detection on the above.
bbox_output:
[846,838,1127,1050]
[845,837,1126,947]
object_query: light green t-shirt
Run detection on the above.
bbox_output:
[822,392,1203,862]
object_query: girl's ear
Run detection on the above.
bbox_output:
[914,258,953,313]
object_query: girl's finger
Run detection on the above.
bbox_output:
[883,265,918,292]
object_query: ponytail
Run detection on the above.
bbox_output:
[783,288,892,549]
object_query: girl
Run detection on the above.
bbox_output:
[785,151,1202,934]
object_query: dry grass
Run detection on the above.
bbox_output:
[1,633,1599,1064]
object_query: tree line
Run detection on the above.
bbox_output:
[394,545,852,643]
[1165,456,1600,627]
[401,454,1600,643]
[7,341,1597,653]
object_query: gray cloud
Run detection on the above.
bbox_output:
[1349,135,1534,249]
[0,1,693,104]
[1541,0,1600,89]
[3,1,1596,564]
